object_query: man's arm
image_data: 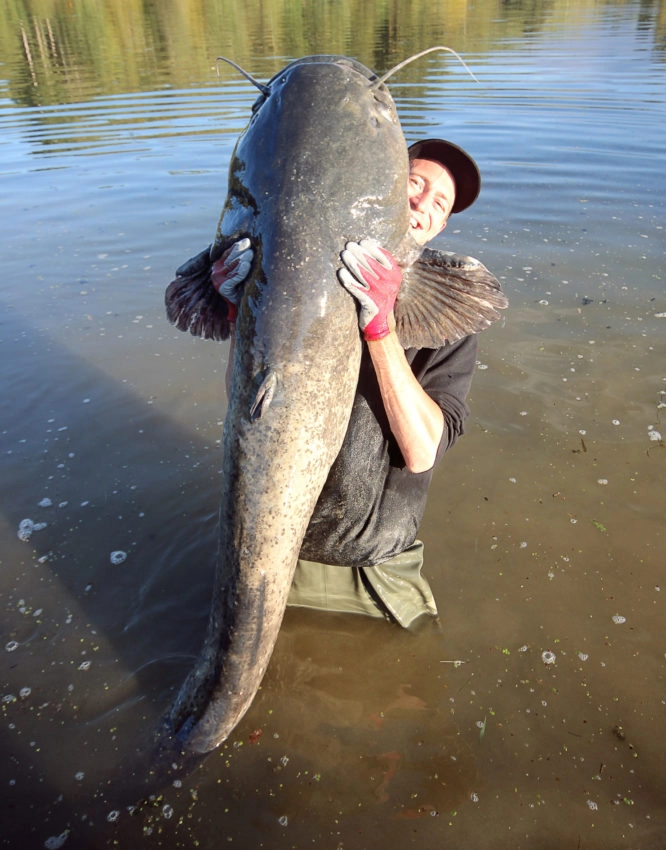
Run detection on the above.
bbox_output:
[367,331,444,473]
[339,240,445,473]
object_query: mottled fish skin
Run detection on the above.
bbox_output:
[164,56,411,753]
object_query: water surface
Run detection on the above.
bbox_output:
[1,1,665,848]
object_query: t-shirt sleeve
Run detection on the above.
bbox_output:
[413,334,478,461]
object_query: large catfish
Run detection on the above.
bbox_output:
[164,51,507,753]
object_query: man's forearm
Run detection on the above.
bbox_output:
[367,330,444,473]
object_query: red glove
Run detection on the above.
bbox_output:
[338,239,402,341]
[211,238,253,322]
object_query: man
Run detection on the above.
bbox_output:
[214,139,484,629]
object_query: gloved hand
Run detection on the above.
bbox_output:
[338,239,403,341]
[211,238,254,322]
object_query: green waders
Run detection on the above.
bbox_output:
[287,540,437,629]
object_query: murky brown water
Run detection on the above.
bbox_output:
[2,1,665,847]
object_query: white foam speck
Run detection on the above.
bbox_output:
[17,519,48,542]
[44,832,69,849]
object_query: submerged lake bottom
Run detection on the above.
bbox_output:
[2,286,664,849]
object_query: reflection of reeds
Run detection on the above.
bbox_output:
[19,21,38,88]
[20,17,61,89]
[4,0,652,108]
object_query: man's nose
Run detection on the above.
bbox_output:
[410,190,428,211]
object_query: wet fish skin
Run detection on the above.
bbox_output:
[165,55,412,753]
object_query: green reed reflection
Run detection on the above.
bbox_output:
[1,0,664,106]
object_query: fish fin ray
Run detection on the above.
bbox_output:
[165,244,234,341]
[250,371,278,420]
[394,248,508,349]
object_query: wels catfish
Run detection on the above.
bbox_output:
[164,49,507,754]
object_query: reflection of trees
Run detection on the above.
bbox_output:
[1,0,664,107]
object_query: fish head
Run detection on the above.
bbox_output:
[225,56,411,263]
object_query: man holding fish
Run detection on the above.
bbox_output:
[213,138,487,629]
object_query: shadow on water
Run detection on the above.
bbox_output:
[0,305,221,836]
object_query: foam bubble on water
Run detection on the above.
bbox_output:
[17,519,48,542]
[541,650,557,665]
[110,550,127,565]
[39,498,53,508]
[612,614,626,624]
[44,831,69,849]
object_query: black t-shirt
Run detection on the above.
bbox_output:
[299,333,478,567]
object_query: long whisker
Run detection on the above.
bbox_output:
[216,56,271,95]
[371,46,480,88]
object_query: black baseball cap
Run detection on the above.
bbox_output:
[408,138,481,214]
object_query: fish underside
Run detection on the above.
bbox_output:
[164,53,508,754]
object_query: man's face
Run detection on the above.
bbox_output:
[407,158,456,245]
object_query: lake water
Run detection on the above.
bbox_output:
[1,1,665,848]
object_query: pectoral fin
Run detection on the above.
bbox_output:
[165,243,235,341]
[394,248,508,349]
